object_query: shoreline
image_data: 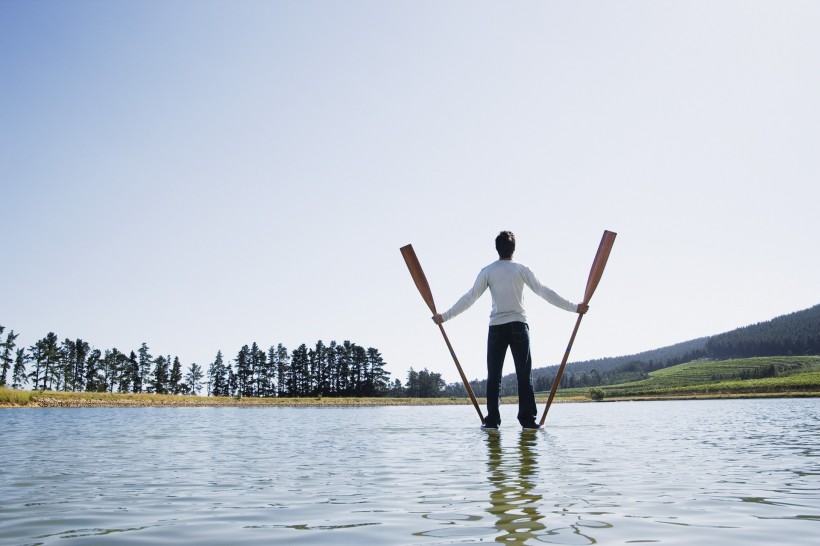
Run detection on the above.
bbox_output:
[2,389,817,408]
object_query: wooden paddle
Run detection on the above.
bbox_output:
[539,230,617,426]
[400,244,485,425]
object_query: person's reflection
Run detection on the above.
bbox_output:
[485,431,545,543]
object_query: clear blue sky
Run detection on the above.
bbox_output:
[2,1,818,385]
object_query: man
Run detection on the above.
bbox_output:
[433,231,588,430]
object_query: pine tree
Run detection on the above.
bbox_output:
[60,338,90,392]
[208,351,228,397]
[28,333,61,390]
[235,345,252,397]
[350,343,367,395]
[84,349,103,392]
[118,351,139,393]
[101,349,125,393]
[1,329,18,387]
[405,368,419,397]
[290,344,309,397]
[249,342,264,397]
[335,342,351,395]
[136,343,152,393]
[389,378,404,397]
[184,362,204,395]
[325,341,338,395]
[149,355,169,394]
[418,368,445,398]
[266,345,279,397]
[12,348,28,389]
[308,344,319,396]
[44,332,62,390]
[60,339,75,391]
[259,345,274,397]
[27,343,42,390]
[313,340,329,396]
[72,339,90,392]
[365,347,390,396]
[405,368,444,398]
[274,343,290,397]
[227,363,237,396]
[169,356,183,394]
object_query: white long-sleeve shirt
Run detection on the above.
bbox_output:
[441,260,577,326]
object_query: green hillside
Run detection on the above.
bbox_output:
[557,356,820,398]
[527,304,820,391]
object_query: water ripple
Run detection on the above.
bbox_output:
[0,400,818,544]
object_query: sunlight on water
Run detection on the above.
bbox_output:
[0,399,818,545]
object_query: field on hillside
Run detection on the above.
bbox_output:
[556,356,820,398]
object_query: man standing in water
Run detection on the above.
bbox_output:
[433,231,588,430]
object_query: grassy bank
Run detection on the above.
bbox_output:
[0,388,484,408]
[4,357,819,408]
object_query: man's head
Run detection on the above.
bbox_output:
[495,231,515,259]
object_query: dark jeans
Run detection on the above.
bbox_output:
[486,321,538,427]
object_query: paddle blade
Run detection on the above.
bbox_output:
[583,230,617,304]
[400,244,438,315]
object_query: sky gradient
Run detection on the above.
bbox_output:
[2,1,819,386]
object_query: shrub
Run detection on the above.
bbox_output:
[589,387,605,401]
[0,387,34,406]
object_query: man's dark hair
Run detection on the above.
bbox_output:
[495,231,515,259]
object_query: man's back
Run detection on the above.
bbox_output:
[442,259,576,326]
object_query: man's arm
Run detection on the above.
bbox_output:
[522,266,579,313]
[431,270,489,324]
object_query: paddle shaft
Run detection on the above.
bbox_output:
[539,230,617,426]
[400,244,485,425]
[539,314,583,425]
[437,324,485,424]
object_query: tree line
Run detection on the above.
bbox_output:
[0,326,206,395]
[0,323,644,399]
[206,340,392,398]
[0,324,466,399]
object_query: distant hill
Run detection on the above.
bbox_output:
[538,336,710,378]
[530,303,820,390]
[706,304,820,358]
[473,304,820,396]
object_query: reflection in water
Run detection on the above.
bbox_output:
[485,432,609,544]
[485,431,546,543]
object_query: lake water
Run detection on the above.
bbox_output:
[1,399,818,545]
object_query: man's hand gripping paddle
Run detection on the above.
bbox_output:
[539,230,617,427]
[400,244,485,425]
